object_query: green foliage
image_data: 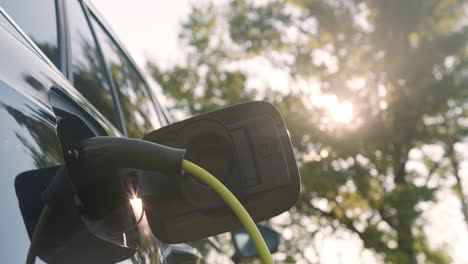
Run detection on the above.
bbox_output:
[228,0,291,54]
[148,0,468,263]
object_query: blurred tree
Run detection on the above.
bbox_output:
[148,0,468,263]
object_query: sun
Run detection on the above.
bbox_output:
[330,101,353,123]
[313,94,354,124]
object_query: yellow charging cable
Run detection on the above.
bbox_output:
[182,160,275,264]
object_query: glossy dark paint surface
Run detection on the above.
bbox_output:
[0,11,125,263]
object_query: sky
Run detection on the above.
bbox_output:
[91,0,191,69]
[89,1,468,263]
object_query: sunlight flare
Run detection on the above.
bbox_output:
[314,94,354,124]
[130,197,143,219]
[330,101,353,123]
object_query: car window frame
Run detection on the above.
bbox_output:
[82,0,169,128]
[60,0,127,134]
[56,0,69,76]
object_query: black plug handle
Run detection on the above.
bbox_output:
[71,136,186,176]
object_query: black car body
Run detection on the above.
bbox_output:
[0,0,191,263]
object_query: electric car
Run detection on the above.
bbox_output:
[0,1,298,263]
[0,0,195,263]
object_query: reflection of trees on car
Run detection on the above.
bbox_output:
[73,35,118,126]
[87,16,160,138]
[149,0,468,263]
[0,78,62,168]
[106,43,155,138]
[34,42,59,68]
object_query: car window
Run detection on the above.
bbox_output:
[91,16,161,138]
[66,0,120,128]
[0,0,60,67]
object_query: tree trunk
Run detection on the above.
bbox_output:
[393,146,417,264]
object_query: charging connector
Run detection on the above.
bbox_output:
[26,137,275,264]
